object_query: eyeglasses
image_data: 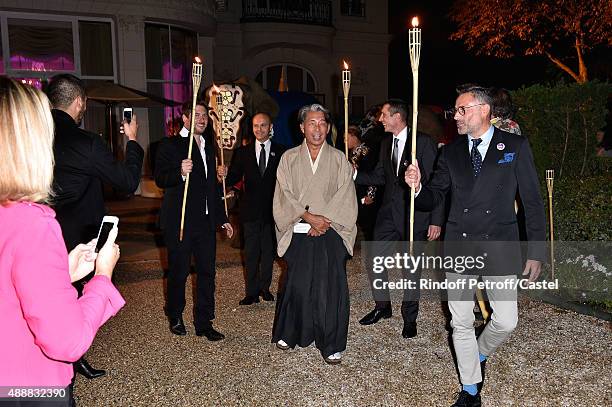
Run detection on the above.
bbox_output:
[444,103,486,119]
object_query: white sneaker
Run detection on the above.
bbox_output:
[276,339,289,350]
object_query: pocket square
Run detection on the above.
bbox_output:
[498,152,515,164]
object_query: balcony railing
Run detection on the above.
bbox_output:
[241,0,332,27]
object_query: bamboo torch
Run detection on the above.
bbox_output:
[342,60,351,159]
[408,17,421,256]
[546,169,555,279]
[212,85,229,217]
[179,57,203,241]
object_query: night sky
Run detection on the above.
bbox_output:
[388,0,552,108]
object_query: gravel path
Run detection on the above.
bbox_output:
[73,241,611,407]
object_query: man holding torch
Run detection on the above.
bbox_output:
[155,100,233,341]
[405,85,546,406]
[355,99,443,339]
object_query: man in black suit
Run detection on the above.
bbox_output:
[355,99,444,339]
[155,101,233,341]
[406,85,546,407]
[218,112,286,305]
[47,74,144,379]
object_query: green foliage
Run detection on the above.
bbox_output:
[548,175,612,241]
[513,81,611,241]
[513,81,611,179]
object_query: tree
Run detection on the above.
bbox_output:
[449,0,612,83]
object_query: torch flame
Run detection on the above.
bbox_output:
[411,17,419,28]
[195,56,202,63]
[343,60,349,70]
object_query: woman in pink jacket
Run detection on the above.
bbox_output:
[0,77,124,406]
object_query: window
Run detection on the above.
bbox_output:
[0,12,116,143]
[340,0,365,17]
[79,21,113,77]
[145,24,198,142]
[255,64,317,93]
[0,13,115,81]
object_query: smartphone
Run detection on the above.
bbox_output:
[95,216,119,253]
[123,107,132,124]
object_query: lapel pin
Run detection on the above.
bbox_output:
[270,152,276,157]
[497,143,505,150]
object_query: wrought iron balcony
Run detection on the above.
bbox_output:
[241,0,332,27]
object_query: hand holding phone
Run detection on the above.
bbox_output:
[95,216,119,253]
[123,108,132,124]
[120,108,138,141]
[94,218,120,279]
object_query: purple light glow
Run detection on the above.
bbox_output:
[16,78,44,89]
[10,54,75,72]
[161,62,191,136]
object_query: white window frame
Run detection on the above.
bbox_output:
[0,11,117,82]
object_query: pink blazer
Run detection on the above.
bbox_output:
[0,202,125,387]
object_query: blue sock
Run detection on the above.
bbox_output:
[463,384,478,396]
[479,353,487,362]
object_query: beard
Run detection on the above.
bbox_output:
[75,106,86,125]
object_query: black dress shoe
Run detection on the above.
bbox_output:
[450,390,481,407]
[359,307,392,325]
[196,325,225,341]
[402,322,417,338]
[74,357,106,379]
[477,359,486,392]
[260,290,275,302]
[168,317,187,336]
[239,295,260,305]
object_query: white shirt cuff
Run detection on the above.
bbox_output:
[414,183,422,197]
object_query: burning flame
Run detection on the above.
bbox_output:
[343,60,349,70]
[195,56,202,63]
[411,17,419,28]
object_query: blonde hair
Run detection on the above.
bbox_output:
[0,77,55,204]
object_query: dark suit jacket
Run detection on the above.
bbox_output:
[356,130,444,236]
[155,133,228,236]
[225,141,286,224]
[51,109,144,250]
[416,128,546,274]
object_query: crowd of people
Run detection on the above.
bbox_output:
[1,73,546,407]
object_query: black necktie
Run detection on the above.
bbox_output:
[259,143,266,176]
[391,138,399,175]
[471,138,483,176]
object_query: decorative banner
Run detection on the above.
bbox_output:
[207,84,245,150]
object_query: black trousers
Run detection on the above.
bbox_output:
[272,230,350,358]
[164,216,216,330]
[371,206,427,324]
[242,220,275,297]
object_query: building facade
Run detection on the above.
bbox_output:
[0,0,388,193]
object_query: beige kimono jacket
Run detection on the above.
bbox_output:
[273,140,358,257]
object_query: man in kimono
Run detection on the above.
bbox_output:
[272,104,358,365]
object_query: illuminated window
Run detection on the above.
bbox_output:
[145,23,198,141]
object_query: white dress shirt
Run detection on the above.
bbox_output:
[468,125,494,160]
[392,126,408,175]
[180,127,208,214]
[255,138,272,168]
